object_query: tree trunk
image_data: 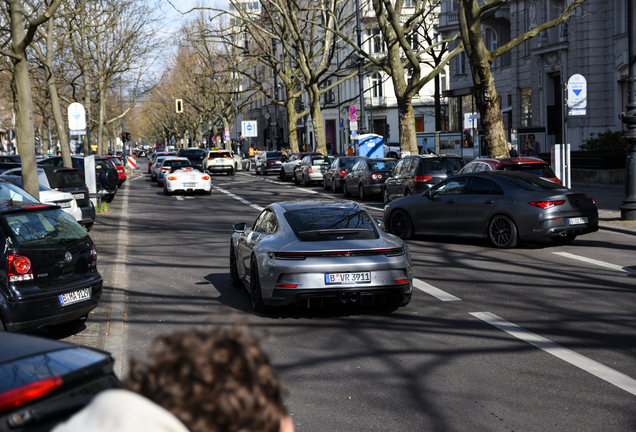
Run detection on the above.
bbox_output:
[308,85,327,154]
[473,63,507,158]
[97,83,107,155]
[285,99,300,153]
[397,97,418,155]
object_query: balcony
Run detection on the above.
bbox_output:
[365,96,386,108]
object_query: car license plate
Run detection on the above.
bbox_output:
[568,217,588,225]
[73,193,85,199]
[59,288,91,306]
[325,272,371,284]
[183,182,197,187]
[59,201,72,208]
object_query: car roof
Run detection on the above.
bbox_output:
[0,198,57,215]
[0,332,77,364]
[470,156,548,166]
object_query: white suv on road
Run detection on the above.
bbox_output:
[204,150,237,175]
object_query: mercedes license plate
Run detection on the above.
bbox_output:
[183,182,197,187]
[73,193,85,199]
[325,272,371,284]
[568,217,588,225]
[59,201,72,208]
[59,288,91,306]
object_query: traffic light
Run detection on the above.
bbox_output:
[125,132,131,142]
[385,124,390,137]
[264,128,269,139]
[121,132,126,142]
[176,99,183,113]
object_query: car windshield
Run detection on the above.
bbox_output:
[0,182,38,202]
[284,206,377,241]
[0,208,88,249]
[163,159,190,167]
[181,149,206,156]
[208,152,232,159]
[312,157,334,166]
[420,158,463,174]
[369,160,396,170]
[500,164,557,178]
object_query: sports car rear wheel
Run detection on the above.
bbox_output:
[164,183,172,196]
[488,215,518,249]
[389,210,413,240]
[230,244,242,287]
[250,258,268,312]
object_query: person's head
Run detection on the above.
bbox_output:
[125,327,292,432]
[507,142,512,150]
[529,134,535,142]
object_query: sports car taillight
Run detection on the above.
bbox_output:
[339,169,347,177]
[268,247,404,260]
[202,175,210,180]
[414,176,433,183]
[528,200,565,209]
[0,377,62,413]
[167,176,177,180]
[7,253,33,282]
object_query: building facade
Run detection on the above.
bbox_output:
[438,0,629,156]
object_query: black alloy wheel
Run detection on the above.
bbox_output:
[343,181,351,197]
[550,233,577,244]
[359,184,367,201]
[488,215,518,249]
[250,258,268,312]
[389,209,414,240]
[230,244,242,287]
[383,188,390,205]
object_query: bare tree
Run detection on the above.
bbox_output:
[458,0,586,158]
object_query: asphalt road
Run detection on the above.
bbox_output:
[57,163,636,431]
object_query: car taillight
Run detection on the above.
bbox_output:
[308,167,313,174]
[395,279,409,284]
[528,200,565,209]
[202,176,210,180]
[7,253,33,282]
[275,284,298,288]
[0,377,63,413]
[167,176,177,180]
[414,176,433,182]
[91,244,98,261]
[161,168,169,172]
[371,173,383,180]
[587,197,596,204]
[339,169,347,177]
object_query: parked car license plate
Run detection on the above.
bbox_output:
[73,193,85,199]
[325,272,371,284]
[59,201,72,208]
[59,288,91,306]
[183,182,197,187]
[568,217,588,225]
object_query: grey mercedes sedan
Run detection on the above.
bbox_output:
[230,200,413,312]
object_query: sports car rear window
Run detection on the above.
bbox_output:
[500,164,557,179]
[163,159,190,167]
[500,175,566,191]
[284,207,378,241]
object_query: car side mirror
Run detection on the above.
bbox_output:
[375,219,382,227]
[233,222,247,232]
[424,189,433,199]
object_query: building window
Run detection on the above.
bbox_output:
[520,88,532,127]
[450,0,459,12]
[370,29,385,54]
[458,50,467,75]
[616,0,627,34]
[404,0,416,7]
[441,70,447,92]
[415,117,424,133]
[371,73,383,97]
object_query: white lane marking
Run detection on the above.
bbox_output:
[471,312,636,397]
[213,185,264,211]
[553,252,636,275]
[413,278,461,301]
[129,175,144,181]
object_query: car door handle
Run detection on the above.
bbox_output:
[446,199,455,204]
[484,200,494,204]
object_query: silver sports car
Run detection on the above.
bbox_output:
[230,200,413,312]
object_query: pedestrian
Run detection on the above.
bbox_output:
[281,148,288,162]
[249,145,255,157]
[522,134,540,156]
[347,145,354,156]
[507,142,518,158]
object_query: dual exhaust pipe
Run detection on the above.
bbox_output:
[338,292,360,305]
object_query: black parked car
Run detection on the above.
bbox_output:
[177,148,207,170]
[254,151,283,175]
[2,166,96,231]
[0,332,121,432]
[38,156,119,202]
[0,201,103,331]
[323,156,365,192]
[383,154,464,204]
[342,158,397,200]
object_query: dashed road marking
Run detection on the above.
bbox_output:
[553,252,636,275]
[414,278,461,301]
[471,312,636,396]
[213,185,264,211]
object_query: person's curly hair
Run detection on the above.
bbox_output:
[125,327,288,432]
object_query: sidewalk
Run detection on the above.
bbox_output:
[571,183,636,235]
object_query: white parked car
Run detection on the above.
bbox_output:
[163,166,212,196]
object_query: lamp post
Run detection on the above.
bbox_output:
[355,0,366,133]
[620,0,636,220]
